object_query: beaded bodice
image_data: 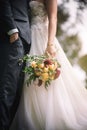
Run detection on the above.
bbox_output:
[29,1,48,25]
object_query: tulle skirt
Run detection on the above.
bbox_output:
[10,23,87,130]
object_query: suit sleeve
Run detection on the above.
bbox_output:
[0,0,17,34]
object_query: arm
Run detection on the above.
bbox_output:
[0,0,19,43]
[0,0,17,33]
[45,0,58,56]
[46,0,57,44]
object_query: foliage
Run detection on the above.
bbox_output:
[57,0,87,87]
[78,55,87,72]
[78,55,87,88]
[57,5,81,64]
[57,4,69,36]
[61,35,81,64]
[75,0,87,9]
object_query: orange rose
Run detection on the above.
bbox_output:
[41,73,49,81]
[31,61,37,68]
[38,63,44,68]
[49,64,55,70]
[43,67,49,72]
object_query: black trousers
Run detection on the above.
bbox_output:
[0,36,30,130]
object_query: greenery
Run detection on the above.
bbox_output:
[78,55,87,88]
[57,0,87,87]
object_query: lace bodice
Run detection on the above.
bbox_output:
[29,1,48,25]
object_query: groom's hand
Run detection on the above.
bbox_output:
[10,32,19,43]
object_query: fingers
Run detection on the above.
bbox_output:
[45,43,57,57]
[10,32,19,43]
[45,50,56,57]
[50,52,56,57]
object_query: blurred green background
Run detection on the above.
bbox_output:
[57,0,87,88]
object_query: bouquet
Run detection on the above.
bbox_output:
[21,54,61,88]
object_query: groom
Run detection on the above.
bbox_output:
[0,0,31,130]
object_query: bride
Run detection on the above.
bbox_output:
[10,0,87,130]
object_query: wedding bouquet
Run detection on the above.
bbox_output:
[22,54,61,88]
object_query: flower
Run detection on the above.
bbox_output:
[22,54,61,88]
[31,61,37,68]
[44,59,52,65]
[54,69,61,79]
[43,67,49,72]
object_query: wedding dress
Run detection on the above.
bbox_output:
[10,1,87,130]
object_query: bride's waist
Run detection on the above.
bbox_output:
[31,17,48,25]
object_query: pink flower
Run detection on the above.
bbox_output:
[54,69,60,79]
[44,59,52,65]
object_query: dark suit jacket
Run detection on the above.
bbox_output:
[0,0,31,44]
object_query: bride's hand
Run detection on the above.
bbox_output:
[45,43,57,57]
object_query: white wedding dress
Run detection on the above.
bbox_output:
[10,1,87,130]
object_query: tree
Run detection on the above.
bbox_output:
[78,55,87,88]
[57,1,82,65]
[57,0,87,87]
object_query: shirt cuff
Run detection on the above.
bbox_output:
[7,28,19,35]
